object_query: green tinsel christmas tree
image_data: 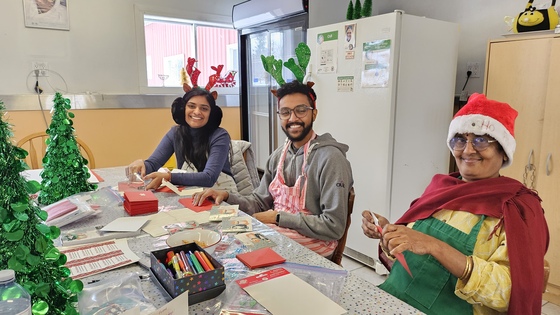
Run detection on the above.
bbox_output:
[362,0,372,17]
[346,0,354,20]
[38,93,96,205]
[0,100,83,315]
[353,0,362,19]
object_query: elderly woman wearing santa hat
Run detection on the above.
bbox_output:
[362,93,549,315]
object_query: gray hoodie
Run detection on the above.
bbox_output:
[227,133,353,241]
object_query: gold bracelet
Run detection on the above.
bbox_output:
[460,255,474,281]
[459,255,470,280]
[465,255,474,281]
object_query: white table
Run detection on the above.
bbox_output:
[62,167,423,315]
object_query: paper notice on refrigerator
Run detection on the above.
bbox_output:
[316,30,338,74]
[344,23,356,60]
[361,39,391,88]
[337,76,354,92]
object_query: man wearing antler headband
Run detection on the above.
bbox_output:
[127,59,236,192]
[193,77,353,257]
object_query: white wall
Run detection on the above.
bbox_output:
[1,0,556,97]
[310,0,557,95]
[0,0,240,95]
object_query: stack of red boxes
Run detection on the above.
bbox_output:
[123,190,158,216]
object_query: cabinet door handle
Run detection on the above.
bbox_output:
[546,153,552,176]
[527,149,534,167]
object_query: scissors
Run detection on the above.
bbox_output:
[373,214,413,278]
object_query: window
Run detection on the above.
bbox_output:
[143,15,239,89]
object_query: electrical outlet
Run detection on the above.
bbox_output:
[466,62,481,78]
[32,62,49,77]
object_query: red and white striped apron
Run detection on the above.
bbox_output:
[267,133,337,257]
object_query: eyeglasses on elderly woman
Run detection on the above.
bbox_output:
[449,135,498,151]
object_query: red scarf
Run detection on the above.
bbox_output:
[397,173,549,315]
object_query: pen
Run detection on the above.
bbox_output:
[189,251,205,274]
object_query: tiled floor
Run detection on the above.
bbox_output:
[340,256,560,315]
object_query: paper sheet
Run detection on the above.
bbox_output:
[20,167,100,184]
[237,268,346,315]
[60,239,139,279]
[161,180,203,196]
[100,216,150,232]
[148,291,189,315]
[142,208,210,237]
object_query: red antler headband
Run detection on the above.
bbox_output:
[181,57,223,100]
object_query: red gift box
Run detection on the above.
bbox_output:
[123,190,158,216]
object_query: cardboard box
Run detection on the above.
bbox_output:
[123,190,158,215]
[150,243,225,305]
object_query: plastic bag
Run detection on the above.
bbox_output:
[43,187,122,227]
[78,273,156,315]
[218,262,348,314]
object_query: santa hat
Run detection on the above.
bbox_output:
[447,93,518,168]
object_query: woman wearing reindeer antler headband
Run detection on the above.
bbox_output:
[127,58,237,192]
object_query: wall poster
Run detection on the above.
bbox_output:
[23,0,70,30]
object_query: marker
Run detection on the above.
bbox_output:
[197,250,214,271]
[176,253,193,276]
[180,251,195,275]
[184,252,198,274]
[189,251,205,274]
[171,255,183,279]
[194,251,211,272]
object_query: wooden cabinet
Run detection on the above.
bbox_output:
[484,34,560,301]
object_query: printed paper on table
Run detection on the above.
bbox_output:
[60,239,139,279]
[209,205,239,221]
[236,268,346,315]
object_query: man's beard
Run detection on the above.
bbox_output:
[282,121,313,142]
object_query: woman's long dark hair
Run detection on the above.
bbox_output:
[171,88,223,172]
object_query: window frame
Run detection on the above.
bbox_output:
[134,4,238,95]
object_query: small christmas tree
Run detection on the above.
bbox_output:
[0,100,83,315]
[38,92,96,205]
[362,0,372,17]
[353,0,363,19]
[346,0,354,20]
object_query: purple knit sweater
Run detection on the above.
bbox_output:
[143,126,232,187]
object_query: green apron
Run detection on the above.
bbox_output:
[379,215,485,315]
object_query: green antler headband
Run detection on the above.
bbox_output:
[261,42,311,85]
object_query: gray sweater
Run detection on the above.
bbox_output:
[143,126,232,187]
[228,133,353,241]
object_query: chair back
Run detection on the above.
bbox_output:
[16,132,96,169]
[331,187,355,265]
[230,140,260,195]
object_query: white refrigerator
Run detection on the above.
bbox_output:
[307,11,459,267]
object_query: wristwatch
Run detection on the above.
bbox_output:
[275,213,280,225]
